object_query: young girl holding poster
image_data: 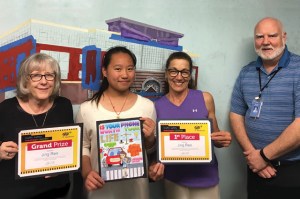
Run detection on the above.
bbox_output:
[76,46,164,199]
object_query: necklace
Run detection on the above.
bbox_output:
[31,112,48,127]
[106,93,129,119]
[26,102,49,127]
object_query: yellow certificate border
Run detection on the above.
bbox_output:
[158,119,212,164]
[17,124,82,178]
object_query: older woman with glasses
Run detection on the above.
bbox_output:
[0,53,75,198]
[154,51,232,199]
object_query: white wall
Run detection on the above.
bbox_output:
[1,1,300,198]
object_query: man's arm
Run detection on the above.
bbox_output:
[230,111,268,171]
[244,118,300,175]
[229,112,255,152]
[230,112,276,178]
[263,118,300,160]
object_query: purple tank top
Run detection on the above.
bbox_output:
[155,89,219,188]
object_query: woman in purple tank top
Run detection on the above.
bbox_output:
[153,52,232,199]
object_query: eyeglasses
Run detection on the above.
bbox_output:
[29,73,56,82]
[167,69,191,78]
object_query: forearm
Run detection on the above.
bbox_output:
[0,141,2,160]
[145,135,156,154]
[82,155,93,179]
[230,112,255,151]
[141,117,156,154]
[263,118,300,160]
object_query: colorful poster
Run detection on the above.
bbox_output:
[97,118,146,181]
[158,120,212,164]
[17,124,82,178]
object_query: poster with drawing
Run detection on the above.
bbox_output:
[96,117,147,181]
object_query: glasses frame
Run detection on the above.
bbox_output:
[28,73,56,82]
[167,69,191,78]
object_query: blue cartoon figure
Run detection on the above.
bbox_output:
[120,151,129,178]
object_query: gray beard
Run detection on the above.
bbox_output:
[255,45,285,61]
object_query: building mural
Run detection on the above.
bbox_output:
[0,17,196,104]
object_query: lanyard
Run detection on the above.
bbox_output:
[258,67,282,98]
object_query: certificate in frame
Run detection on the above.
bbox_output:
[158,119,212,164]
[16,123,83,179]
[97,117,147,181]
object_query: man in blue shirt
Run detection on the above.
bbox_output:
[230,17,300,198]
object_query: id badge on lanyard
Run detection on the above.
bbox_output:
[251,67,281,120]
[250,96,263,119]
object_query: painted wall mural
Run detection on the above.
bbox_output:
[0,17,197,104]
